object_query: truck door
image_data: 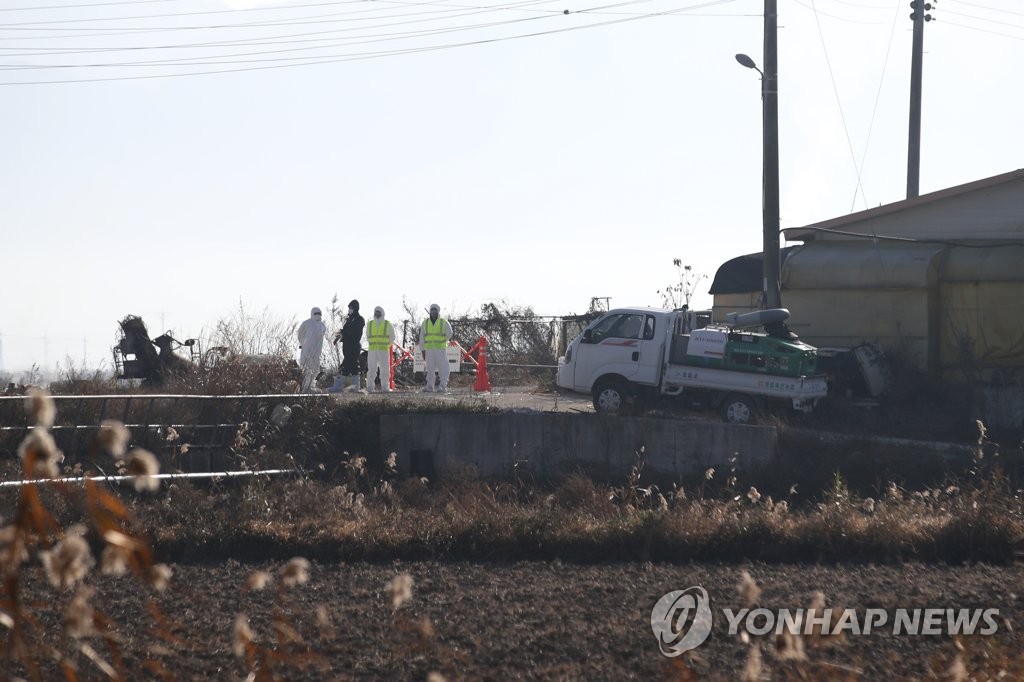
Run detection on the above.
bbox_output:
[572,312,648,391]
[632,314,661,385]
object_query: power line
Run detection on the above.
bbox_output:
[0,0,404,27]
[0,0,183,12]
[789,0,888,24]
[945,0,1024,19]
[822,0,897,8]
[0,0,741,85]
[0,0,573,66]
[941,18,1024,40]
[807,0,863,207]
[0,0,742,35]
[849,0,901,212]
[0,0,561,46]
[0,0,570,31]
[0,10,752,55]
[0,0,748,59]
[938,7,1024,30]
[0,0,575,40]
[3,0,691,70]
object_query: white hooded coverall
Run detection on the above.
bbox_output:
[366,307,396,392]
[296,307,327,392]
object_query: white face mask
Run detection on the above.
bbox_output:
[374,313,383,320]
[348,308,354,315]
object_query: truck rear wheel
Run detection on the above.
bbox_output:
[592,379,630,415]
[721,394,757,425]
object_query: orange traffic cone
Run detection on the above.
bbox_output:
[473,335,492,392]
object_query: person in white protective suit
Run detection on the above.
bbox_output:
[296,307,327,392]
[366,306,396,392]
[418,303,453,393]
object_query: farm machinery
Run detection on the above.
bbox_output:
[112,316,200,386]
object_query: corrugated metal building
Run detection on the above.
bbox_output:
[710,169,1024,379]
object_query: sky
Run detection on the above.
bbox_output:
[1,0,1022,376]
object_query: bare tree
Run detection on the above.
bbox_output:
[206,299,297,358]
[657,259,708,309]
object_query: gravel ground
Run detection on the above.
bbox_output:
[12,561,1023,680]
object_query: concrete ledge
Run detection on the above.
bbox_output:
[380,413,777,479]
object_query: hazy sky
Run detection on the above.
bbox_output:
[2,0,1021,375]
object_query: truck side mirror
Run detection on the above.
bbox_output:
[582,329,593,343]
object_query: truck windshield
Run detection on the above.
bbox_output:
[589,314,645,343]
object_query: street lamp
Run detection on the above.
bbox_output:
[735,53,760,73]
[735,2,781,311]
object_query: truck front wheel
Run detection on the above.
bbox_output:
[721,394,757,424]
[593,379,630,415]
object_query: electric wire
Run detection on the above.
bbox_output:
[0,0,689,69]
[822,0,895,9]
[0,0,740,85]
[0,0,420,27]
[789,0,887,24]
[940,7,1024,30]
[0,1,566,58]
[0,13,574,68]
[941,18,1024,40]
[944,0,1024,19]
[0,0,577,67]
[0,0,566,44]
[0,0,184,11]
[849,0,900,212]
[808,0,864,209]
[0,2,564,58]
[0,0,663,41]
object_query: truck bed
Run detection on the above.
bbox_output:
[663,362,829,400]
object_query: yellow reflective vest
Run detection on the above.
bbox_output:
[421,318,448,350]
[367,319,392,351]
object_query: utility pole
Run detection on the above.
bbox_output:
[736,1,781,309]
[763,0,781,309]
[907,1,933,199]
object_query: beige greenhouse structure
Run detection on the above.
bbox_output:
[710,169,1024,380]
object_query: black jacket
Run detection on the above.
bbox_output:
[338,314,365,375]
[340,314,365,347]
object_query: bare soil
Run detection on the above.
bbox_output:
[14,561,1023,680]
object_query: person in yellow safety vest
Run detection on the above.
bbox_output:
[366,306,396,393]
[418,303,453,393]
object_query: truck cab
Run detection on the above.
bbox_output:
[557,308,668,398]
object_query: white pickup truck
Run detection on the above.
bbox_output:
[556,307,829,423]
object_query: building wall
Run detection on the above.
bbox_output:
[712,242,1024,378]
[938,245,1024,375]
[782,289,931,365]
[711,293,761,323]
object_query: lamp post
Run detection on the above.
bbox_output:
[735,0,781,310]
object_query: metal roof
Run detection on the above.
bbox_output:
[783,168,1024,241]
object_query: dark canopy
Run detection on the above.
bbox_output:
[709,247,798,295]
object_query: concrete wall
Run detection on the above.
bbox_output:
[976,387,1024,438]
[380,413,778,479]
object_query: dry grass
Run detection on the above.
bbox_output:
[59,463,1011,566]
[3,392,1024,679]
